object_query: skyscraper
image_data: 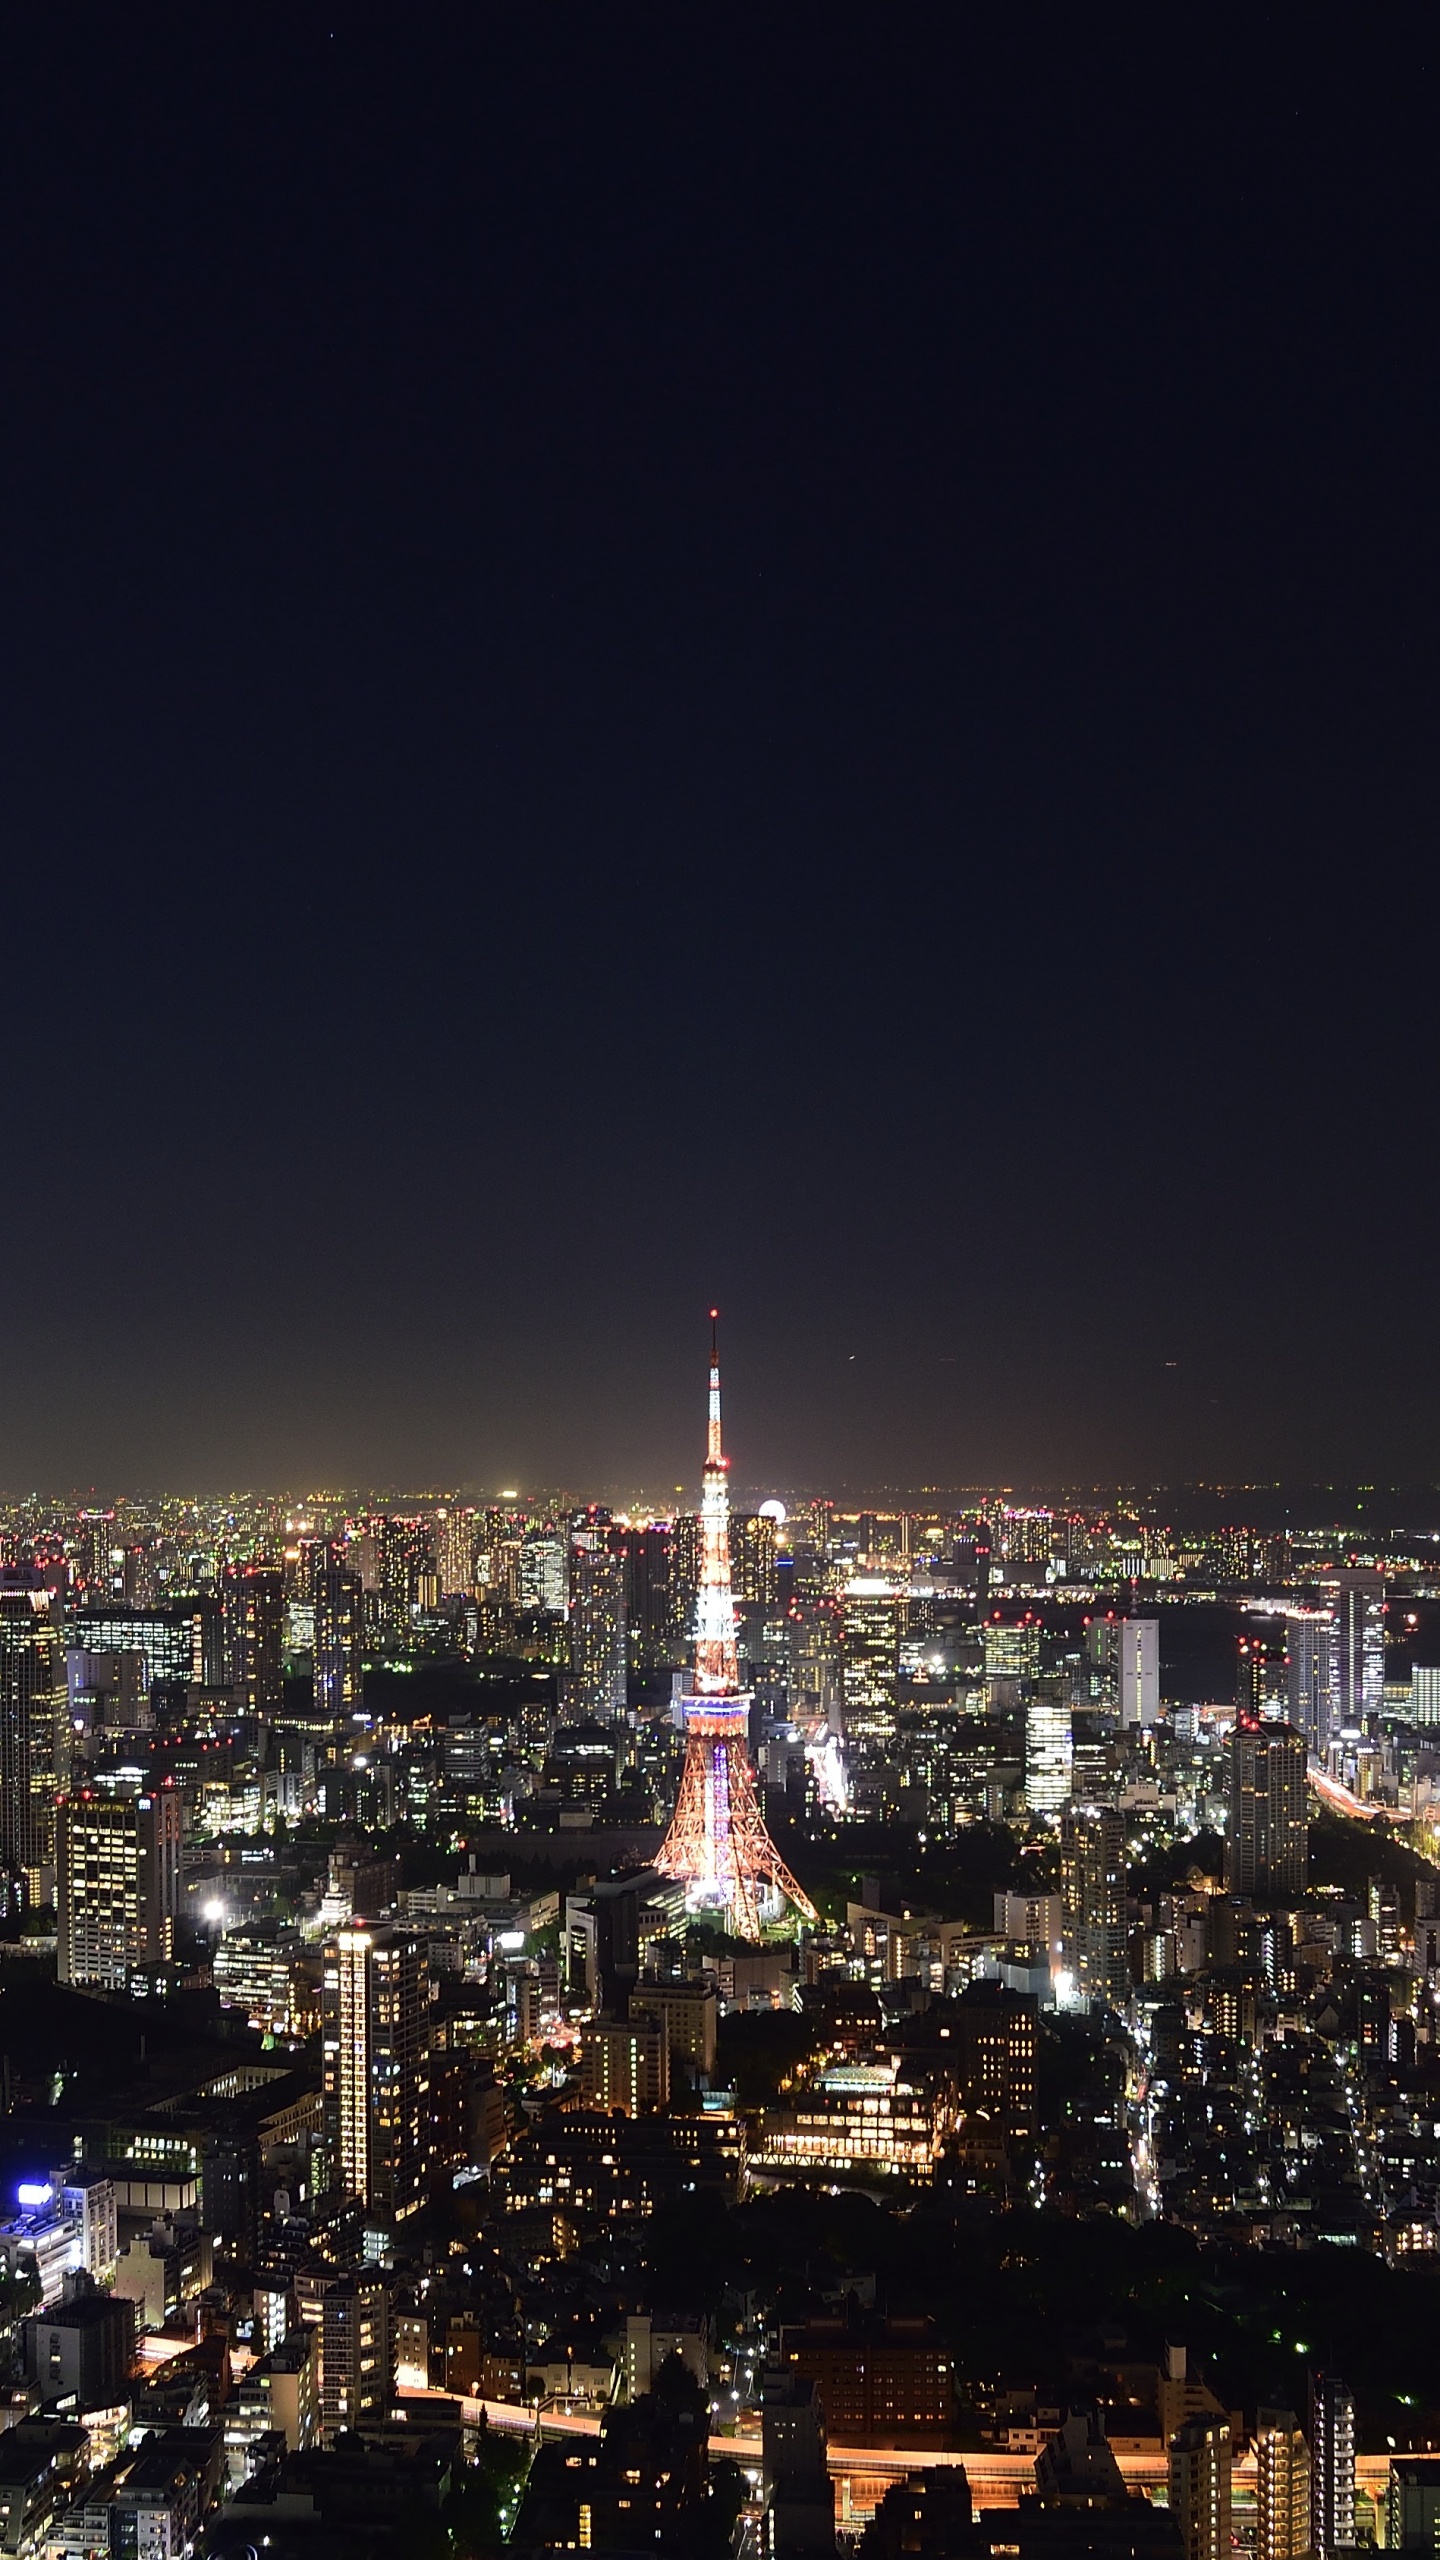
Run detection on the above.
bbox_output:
[841,1585,902,1742]
[1226,1716,1308,1898]
[433,1505,476,1599]
[312,1552,363,1722]
[568,1519,627,1717]
[1308,2373,1354,2560]
[56,1786,181,1989]
[322,1926,431,2220]
[1236,1631,1287,1721]
[1024,1687,1073,1814]
[1285,1610,1332,1751]
[613,1524,674,1669]
[520,1527,568,1615]
[221,1563,285,1714]
[1118,1617,1159,1727]
[1059,1803,1127,2009]
[1331,1571,1384,1737]
[0,1568,68,1889]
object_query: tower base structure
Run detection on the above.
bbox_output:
[655,1696,818,1941]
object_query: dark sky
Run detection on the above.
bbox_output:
[3,8,1438,1498]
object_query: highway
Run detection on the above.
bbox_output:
[409,2394,1390,2522]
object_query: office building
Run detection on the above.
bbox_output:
[1285,1611,1332,1751]
[1059,1803,1128,2009]
[568,1523,626,1717]
[56,1787,181,1988]
[1119,1617,1160,1727]
[68,1599,221,1692]
[0,1570,67,1888]
[1025,1686,1073,1813]
[24,2275,133,2410]
[322,1927,431,2220]
[1169,2415,1231,2560]
[1331,1571,1384,1737]
[1309,2373,1354,2560]
[1254,2408,1310,2560]
[615,1523,675,1666]
[952,1980,1037,2143]
[1226,1718,1307,1899]
[841,1585,903,1741]
[781,2313,952,2448]
[520,1529,567,1614]
[213,1921,314,2038]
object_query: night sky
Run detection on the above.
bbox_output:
[3,9,1437,1497]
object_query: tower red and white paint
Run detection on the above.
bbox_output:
[654,1316,817,1938]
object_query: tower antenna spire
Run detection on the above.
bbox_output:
[654,1316,817,1938]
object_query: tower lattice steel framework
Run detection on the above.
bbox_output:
[654,1317,817,1939]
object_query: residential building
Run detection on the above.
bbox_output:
[1060,1804,1128,2010]
[321,1927,431,2219]
[1254,2407,1310,2560]
[1169,2414,1231,2560]
[1226,1718,1307,1899]
[1309,2372,1354,2560]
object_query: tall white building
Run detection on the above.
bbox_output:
[1118,1618,1159,1727]
[1330,1573,1384,1737]
[1285,1610,1333,1751]
[1025,1690,1073,1813]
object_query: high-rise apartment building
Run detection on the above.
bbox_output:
[0,1570,68,1887]
[1308,2372,1354,2560]
[730,1514,780,1607]
[1059,1804,1128,2010]
[312,1554,363,1721]
[221,1564,285,1713]
[1169,2415,1232,2560]
[568,1524,626,1717]
[1226,1717,1308,1899]
[1331,1572,1384,1737]
[319,2270,394,2440]
[433,1506,476,1600]
[322,1927,431,2220]
[56,1787,181,1988]
[1285,1611,1332,1751]
[1118,1618,1160,1727]
[1235,1632,1287,1721]
[1254,2407,1310,2560]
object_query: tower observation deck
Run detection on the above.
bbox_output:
[654,1317,817,1939]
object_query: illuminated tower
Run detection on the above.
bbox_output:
[655,1319,816,1939]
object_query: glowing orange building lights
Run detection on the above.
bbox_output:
[654,1317,817,1939]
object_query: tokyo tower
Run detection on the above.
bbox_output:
[654,1316,817,1939]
